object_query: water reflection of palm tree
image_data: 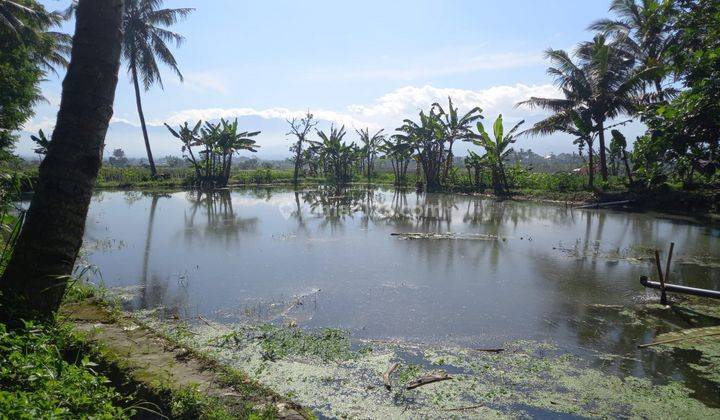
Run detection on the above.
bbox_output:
[183,190,258,244]
[140,193,169,308]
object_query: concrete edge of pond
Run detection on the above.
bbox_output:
[60,298,312,419]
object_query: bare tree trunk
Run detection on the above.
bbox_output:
[1,0,124,319]
[597,120,609,182]
[131,61,157,177]
[293,142,302,185]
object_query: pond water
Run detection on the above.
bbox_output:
[81,187,720,401]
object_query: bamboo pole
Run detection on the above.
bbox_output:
[654,250,667,305]
[664,242,675,285]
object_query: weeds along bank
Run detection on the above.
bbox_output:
[0,321,129,418]
[0,281,307,419]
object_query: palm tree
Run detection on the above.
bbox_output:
[0,1,70,130]
[0,0,56,34]
[471,115,523,194]
[432,97,483,182]
[1,0,124,319]
[589,0,677,99]
[356,127,385,183]
[561,110,599,188]
[519,37,648,181]
[123,0,193,177]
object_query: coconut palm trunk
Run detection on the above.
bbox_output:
[131,59,157,176]
[621,148,633,184]
[0,0,124,319]
[597,120,608,181]
[587,142,595,189]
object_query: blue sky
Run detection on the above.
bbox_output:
[23,0,645,159]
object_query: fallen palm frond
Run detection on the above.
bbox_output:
[639,326,720,349]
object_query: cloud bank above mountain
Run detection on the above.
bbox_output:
[18,83,645,159]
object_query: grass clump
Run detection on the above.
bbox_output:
[167,384,234,420]
[0,320,129,419]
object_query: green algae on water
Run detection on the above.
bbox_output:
[135,314,720,419]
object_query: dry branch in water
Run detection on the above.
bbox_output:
[383,362,400,390]
[474,348,505,353]
[405,372,453,390]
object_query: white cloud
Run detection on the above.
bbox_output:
[347,84,561,123]
[180,71,230,95]
[152,107,378,130]
[110,117,138,126]
[154,83,561,132]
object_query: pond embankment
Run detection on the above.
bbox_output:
[61,297,309,419]
[63,284,720,419]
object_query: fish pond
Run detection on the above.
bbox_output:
[79,187,720,418]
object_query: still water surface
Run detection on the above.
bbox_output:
[83,187,719,387]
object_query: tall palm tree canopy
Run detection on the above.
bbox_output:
[518,35,651,181]
[0,0,70,73]
[0,0,55,33]
[519,36,648,138]
[122,0,193,90]
[589,0,676,93]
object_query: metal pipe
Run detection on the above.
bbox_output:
[640,276,720,300]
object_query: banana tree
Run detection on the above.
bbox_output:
[395,110,445,191]
[472,115,524,194]
[356,127,385,183]
[380,135,413,185]
[214,118,260,181]
[167,118,259,187]
[464,150,487,188]
[165,120,202,178]
[30,129,50,156]
[432,97,483,183]
[316,125,356,185]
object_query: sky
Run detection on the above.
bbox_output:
[21,0,646,159]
